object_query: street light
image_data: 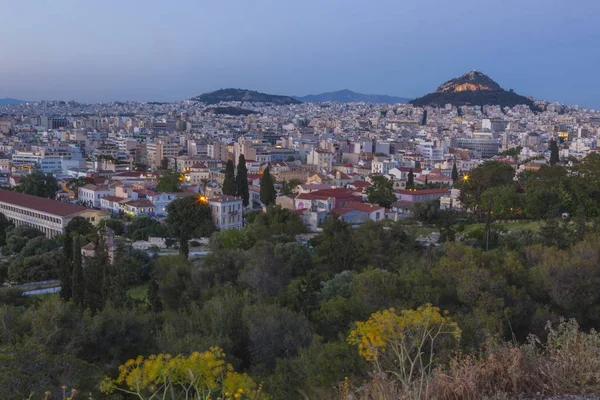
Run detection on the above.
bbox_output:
[462,174,470,182]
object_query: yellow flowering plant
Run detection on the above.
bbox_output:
[348,304,461,396]
[100,347,269,400]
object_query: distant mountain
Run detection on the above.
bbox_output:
[0,98,30,105]
[191,89,301,105]
[296,89,410,104]
[410,71,534,109]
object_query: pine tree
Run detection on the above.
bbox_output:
[84,237,108,312]
[451,163,459,182]
[550,138,559,166]
[71,235,85,308]
[235,154,249,207]
[407,168,415,189]
[222,159,235,195]
[260,166,276,206]
[59,233,73,301]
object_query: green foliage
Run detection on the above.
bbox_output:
[127,215,168,240]
[166,196,215,258]
[259,166,276,206]
[451,163,459,181]
[101,218,125,235]
[457,161,515,212]
[498,146,523,157]
[236,154,250,207]
[17,169,59,198]
[71,235,85,308]
[223,159,236,195]
[66,176,95,196]
[280,178,302,196]
[365,175,396,208]
[156,170,183,192]
[243,303,312,370]
[316,217,357,273]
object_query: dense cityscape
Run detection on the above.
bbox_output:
[1,68,600,399]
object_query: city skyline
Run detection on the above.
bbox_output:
[1,0,600,107]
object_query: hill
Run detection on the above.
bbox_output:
[205,106,259,116]
[296,89,410,104]
[0,98,30,105]
[410,70,534,108]
[191,89,300,105]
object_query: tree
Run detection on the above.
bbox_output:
[0,213,11,248]
[159,157,169,170]
[147,276,162,312]
[66,176,94,197]
[549,138,559,166]
[165,196,215,259]
[260,166,276,206]
[280,178,302,196]
[17,169,59,199]
[243,303,313,370]
[457,161,515,213]
[406,168,415,189]
[451,163,459,182]
[84,237,109,312]
[222,159,236,195]
[156,170,183,193]
[235,154,249,207]
[316,217,357,273]
[365,176,396,208]
[71,235,85,307]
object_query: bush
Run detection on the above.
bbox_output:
[343,319,600,400]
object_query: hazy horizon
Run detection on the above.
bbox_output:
[1,0,599,108]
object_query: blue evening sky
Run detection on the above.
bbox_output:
[1,0,599,107]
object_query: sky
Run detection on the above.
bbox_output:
[1,0,599,108]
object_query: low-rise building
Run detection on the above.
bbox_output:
[208,194,243,230]
[0,190,108,237]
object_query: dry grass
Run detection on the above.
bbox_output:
[341,319,600,400]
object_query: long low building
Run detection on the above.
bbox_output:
[0,190,109,237]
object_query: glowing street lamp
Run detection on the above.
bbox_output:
[197,195,208,203]
[462,174,470,182]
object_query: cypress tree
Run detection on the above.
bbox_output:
[222,159,235,195]
[235,154,249,207]
[60,233,73,301]
[407,168,415,189]
[451,163,459,182]
[84,237,108,312]
[549,138,559,166]
[71,235,85,308]
[259,166,276,206]
[425,175,429,186]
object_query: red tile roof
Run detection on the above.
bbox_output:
[344,202,384,213]
[0,190,92,217]
[295,188,357,201]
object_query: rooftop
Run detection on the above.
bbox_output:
[0,190,93,217]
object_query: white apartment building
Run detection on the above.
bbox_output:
[371,159,396,175]
[307,150,333,174]
[208,194,243,230]
[78,184,114,208]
